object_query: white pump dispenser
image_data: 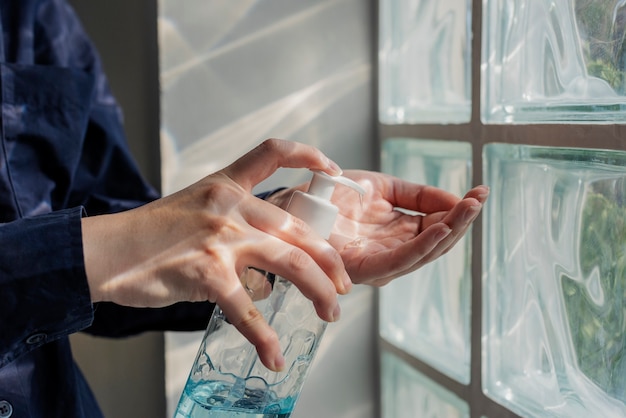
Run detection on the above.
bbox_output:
[287,170,365,239]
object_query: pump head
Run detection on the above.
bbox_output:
[286,170,365,239]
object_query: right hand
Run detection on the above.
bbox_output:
[81,139,351,371]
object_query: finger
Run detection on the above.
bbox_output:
[422,185,489,229]
[236,220,347,322]
[368,197,482,282]
[223,138,342,191]
[241,198,352,295]
[463,185,490,204]
[421,198,483,263]
[240,267,273,301]
[217,280,285,372]
[243,237,343,323]
[389,179,462,214]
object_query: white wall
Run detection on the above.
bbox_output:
[68,1,164,417]
[158,1,377,417]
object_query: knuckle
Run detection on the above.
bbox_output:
[290,216,311,238]
[259,138,284,154]
[326,247,344,269]
[202,179,242,205]
[233,305,265,331]
[199,215,237,242]
[286,248,312,272]
[250,139,287,171]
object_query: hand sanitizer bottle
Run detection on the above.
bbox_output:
[174,170,365,418]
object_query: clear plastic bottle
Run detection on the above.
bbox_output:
[174,171,365,418]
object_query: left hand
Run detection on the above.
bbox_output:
[269,170,488,287]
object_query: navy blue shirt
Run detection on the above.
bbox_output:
[0,1,221,416]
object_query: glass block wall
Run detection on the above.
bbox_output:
[378,1,626,418]
[378,0,472,124]
[482,0,626,123]
[380,139,473,384]
[483,144,626,417]
[382,351,470,418]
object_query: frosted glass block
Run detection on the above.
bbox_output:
[483,144,626,417]
[482,0,626,123]
[379,138,472,384]
[381,351,470,418]
[379,0,471,124]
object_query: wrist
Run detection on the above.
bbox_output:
[81,212,127,303]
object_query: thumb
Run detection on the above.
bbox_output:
[222,138,342,191]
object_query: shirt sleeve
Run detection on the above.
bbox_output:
[0,207,93,368]
[85,302,215,337]
[0,0,290,346]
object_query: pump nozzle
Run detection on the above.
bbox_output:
[287,170,365,239]
[307,171,366,199]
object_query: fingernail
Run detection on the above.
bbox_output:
[331,303,341,322]
[343,273,353,293]
[327,158,343,175]
[274,352,285,371]
[478,186,490,200]
[435,227,452,242]
[463,205,481,223]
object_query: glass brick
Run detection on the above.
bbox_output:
[379,138,473,384]
[482,0,626,123]
[379,0,472,124]
[381,351,470,418]
[483,144,626,417]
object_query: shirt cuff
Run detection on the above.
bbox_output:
[255,187,287,201]
[0,207,94,367]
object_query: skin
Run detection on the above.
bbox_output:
[82,138,488,372]
[269,170,488,286]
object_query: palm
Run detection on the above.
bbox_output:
[327,170,487,286]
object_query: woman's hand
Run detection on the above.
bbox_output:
[81,139,350,371]
[270,170,488,286]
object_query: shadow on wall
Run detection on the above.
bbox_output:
[158,1,377,418]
